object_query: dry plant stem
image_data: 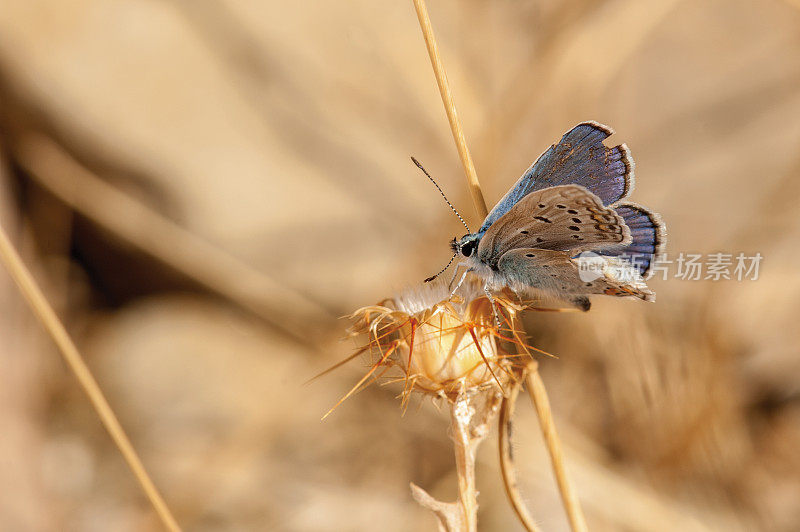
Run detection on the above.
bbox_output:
[13,134,333,347]
[451,397,479,532]
[412,394,489,532]
[499,375,542,532]
[410,483,462,532]
[0,224,182,532]
[526,362,588,532]
[412,0,489,219]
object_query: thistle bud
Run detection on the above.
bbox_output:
[349,279,526,403]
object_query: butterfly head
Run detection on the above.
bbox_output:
[453,234,480,257]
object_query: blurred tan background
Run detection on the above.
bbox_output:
[1,0,799,530]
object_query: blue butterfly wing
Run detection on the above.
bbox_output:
[479,122,635,233]
[597,202,666,277]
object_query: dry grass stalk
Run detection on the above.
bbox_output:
[411,0,488,219]
[498,370,542,532]
[526,362,588,532]
[0,223,181,532]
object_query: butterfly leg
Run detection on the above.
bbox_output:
[447,262,465,290]
[483,284,502,330]
[449,267,473,299]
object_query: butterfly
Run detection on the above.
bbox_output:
[420,121,666,312]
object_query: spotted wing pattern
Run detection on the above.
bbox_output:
[496,248,654,311]
[476,185,631,266]
[598,202,666,278]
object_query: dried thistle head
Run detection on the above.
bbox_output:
[345,278,533,407]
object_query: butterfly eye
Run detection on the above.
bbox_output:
[461,240,477,257]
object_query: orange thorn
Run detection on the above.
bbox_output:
[321,341,399,420]
[467,326,506,395]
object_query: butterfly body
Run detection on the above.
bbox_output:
[448,122,666,310]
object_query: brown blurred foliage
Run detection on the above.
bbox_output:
[1,0,799,530]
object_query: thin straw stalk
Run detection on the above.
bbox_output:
[0,224,181,532]
[526,362,588,532]
[411,0,488,219]
[498,373,542,532]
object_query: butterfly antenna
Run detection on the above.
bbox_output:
[411,156,471,233]
[424,251,458,283]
